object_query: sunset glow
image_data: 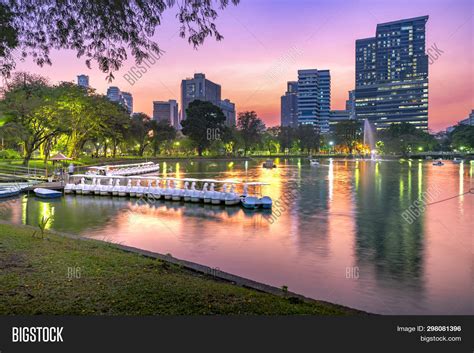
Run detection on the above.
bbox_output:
[12,0,473,131]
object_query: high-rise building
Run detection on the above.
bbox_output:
[180,73,221,120]
[218,99,236,126]
[77,74,89,88]
[107,86,133,114]
[121,92,133,114]
[297,69,331,132]
[345,90,356,120]
[281,81,298,127]
[329,110,351,131]
[107,86,122,102]
[355,16,429,130]
[153,100,179,129]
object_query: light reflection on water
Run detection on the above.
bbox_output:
[1,158,472,314]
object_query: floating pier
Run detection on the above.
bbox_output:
[63,174,272,209]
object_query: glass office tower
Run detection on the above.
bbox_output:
[355,16,429,130]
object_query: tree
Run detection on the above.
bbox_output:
[181,100,226,156]
[150,120,176,156]
[236,111,265,155]
[261,129,280,154]
[450,125,474,151]
[378,123,438,156]
[220,126,241,156]
[0,73,66,165]
[1,0,239,79]
[98,103,130,158]
[278,126,296,153]
[297,124,320,154]
[332,120,361,154]
[128,113,153,156]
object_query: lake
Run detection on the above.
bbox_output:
[1,158,472,314]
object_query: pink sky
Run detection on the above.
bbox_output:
[14,0,473,131]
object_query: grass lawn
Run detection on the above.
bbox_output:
[0,223,358,315]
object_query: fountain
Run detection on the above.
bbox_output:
[363,119,375,150]
[363,119,378,161]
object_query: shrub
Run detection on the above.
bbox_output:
[0,149,22,159]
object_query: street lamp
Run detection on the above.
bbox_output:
[329,141,334,154]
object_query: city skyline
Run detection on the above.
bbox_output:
[11,0,472,131]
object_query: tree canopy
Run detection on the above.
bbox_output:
[332,120,361,153]
[0,72,131,163]
[0,0,239,79]
[181,100,226,156]
[450,124,474,151]
[378,122,438,155]
[237,111,265,155]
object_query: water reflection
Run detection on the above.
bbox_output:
[0,158,471,314]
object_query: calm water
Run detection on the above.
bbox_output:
[1,158,472,314]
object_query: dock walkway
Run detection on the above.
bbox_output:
[23,182,65,191]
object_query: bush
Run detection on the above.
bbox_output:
[0,149,22,159]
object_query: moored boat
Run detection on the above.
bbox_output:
[76,178,85,195]
[241,196,259,209]
[241,182,272,210]
[64,183,75,194]
[204,183,215,203]
[259,196,273,209]
[172,180,183,201]
[0,186,20,198]
[262,159,276,168]
[34,188,62,199]
[224,184,240,206]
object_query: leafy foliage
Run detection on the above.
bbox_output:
[128,113,153,156]
[332,120,362,153]
[0,73,67,164]
[237,111,266,155]
[378,123,438,155]
[32,216,50,240]
[0,72,131,163]
[181,100,226,156]
[1,0,239,80]
[297,124,320,154]
[150,120,177,156]
[449,124,474,151]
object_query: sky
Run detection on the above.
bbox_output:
[13,0,473,131]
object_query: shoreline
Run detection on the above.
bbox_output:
[0,220,366,315]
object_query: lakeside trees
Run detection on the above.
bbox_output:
[1,72,471,163]
[377,123,438,156]
[181,100,226,156]
[237,111,266,156]
[1,73,67,164]
[332,120,362,154]
[0,72,132,163]
[450,125,474,151]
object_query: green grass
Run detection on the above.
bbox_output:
[0,223,358,315]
